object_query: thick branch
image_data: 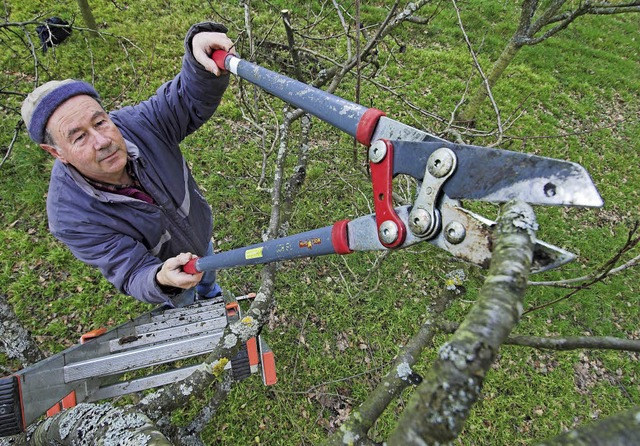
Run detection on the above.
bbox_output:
[388,201,536,444]
[28,403,171,445]
[537,406,640,445]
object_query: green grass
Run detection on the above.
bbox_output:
[1,1,639,444]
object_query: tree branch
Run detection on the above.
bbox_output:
[0,294,45,368]
[388,201,536,444]
[0,121,22,170]
[537,406,640,445]
[525,221,639,313]
[505,335,640,353]
[29,403,171,445]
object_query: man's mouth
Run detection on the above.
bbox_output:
[98,147,118,162]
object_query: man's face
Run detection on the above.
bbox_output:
[41,95,128,184]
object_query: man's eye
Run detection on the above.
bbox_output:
[74,133,86,144]
[96,119,106,127]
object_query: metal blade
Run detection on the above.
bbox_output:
[370,115,448,144]
[392,140,604,208]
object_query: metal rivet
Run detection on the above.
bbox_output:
[444,221,466,244]
[369,140,388,164]
[408,208,432,236]
[428,148,455,178]
[378,220,399,244]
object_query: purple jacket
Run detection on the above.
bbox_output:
[46,22,230,305]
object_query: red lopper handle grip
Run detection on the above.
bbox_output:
[183,257,200,275]
[211,50,230,71]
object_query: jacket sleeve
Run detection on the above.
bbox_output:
[112,22,231,148]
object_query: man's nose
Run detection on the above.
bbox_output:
[91,129,110,149]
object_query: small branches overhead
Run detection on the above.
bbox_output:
[456,0,640,123]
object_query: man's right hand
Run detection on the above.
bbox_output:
[156,252,203,290]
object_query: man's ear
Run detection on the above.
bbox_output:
[39,143,68,163]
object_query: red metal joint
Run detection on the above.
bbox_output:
[369,140,406,249]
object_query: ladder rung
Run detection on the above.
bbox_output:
[64,332,223,382]
[136,307,226,334]
[109,316,227,353]
[149,298,224,322]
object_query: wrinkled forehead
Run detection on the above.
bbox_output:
[48,95,106,139]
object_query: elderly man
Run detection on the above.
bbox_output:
[21,22,234,307]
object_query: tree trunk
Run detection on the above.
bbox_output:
[456,38,523,124]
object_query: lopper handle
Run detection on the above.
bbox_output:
[183,257,200,275]
[208,50,385,146]
[211,50,230,71]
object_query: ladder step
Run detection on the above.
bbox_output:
[149,298,224,322]
[64,331,223,382]
[136,307,226,334]
[109,316,227,353]
[86,363,232,401]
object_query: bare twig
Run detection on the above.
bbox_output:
[525,222,639,313]
[281,9,304,81]
[0,120,22,169]
[529,252,640,288]
[505,335,640,353]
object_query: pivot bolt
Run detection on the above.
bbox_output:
[369,140,388,164]
[428,148,456,178]
[444,221,466,244]
[378,220,399,244]
[409,208,432,236]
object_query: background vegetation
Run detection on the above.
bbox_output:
[0,0,638,444]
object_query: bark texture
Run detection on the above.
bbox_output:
[387,200,536,445]
[0,294,45,367]
[537,406,640,445]
[29,403,171,445]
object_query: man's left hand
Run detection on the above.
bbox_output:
[192,32,236,76]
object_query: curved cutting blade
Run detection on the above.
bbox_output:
[392,140,604,208]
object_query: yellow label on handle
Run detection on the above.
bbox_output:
[245,247,264,260]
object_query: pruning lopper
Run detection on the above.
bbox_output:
[184,50,603,276]
[0,51,604,438]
